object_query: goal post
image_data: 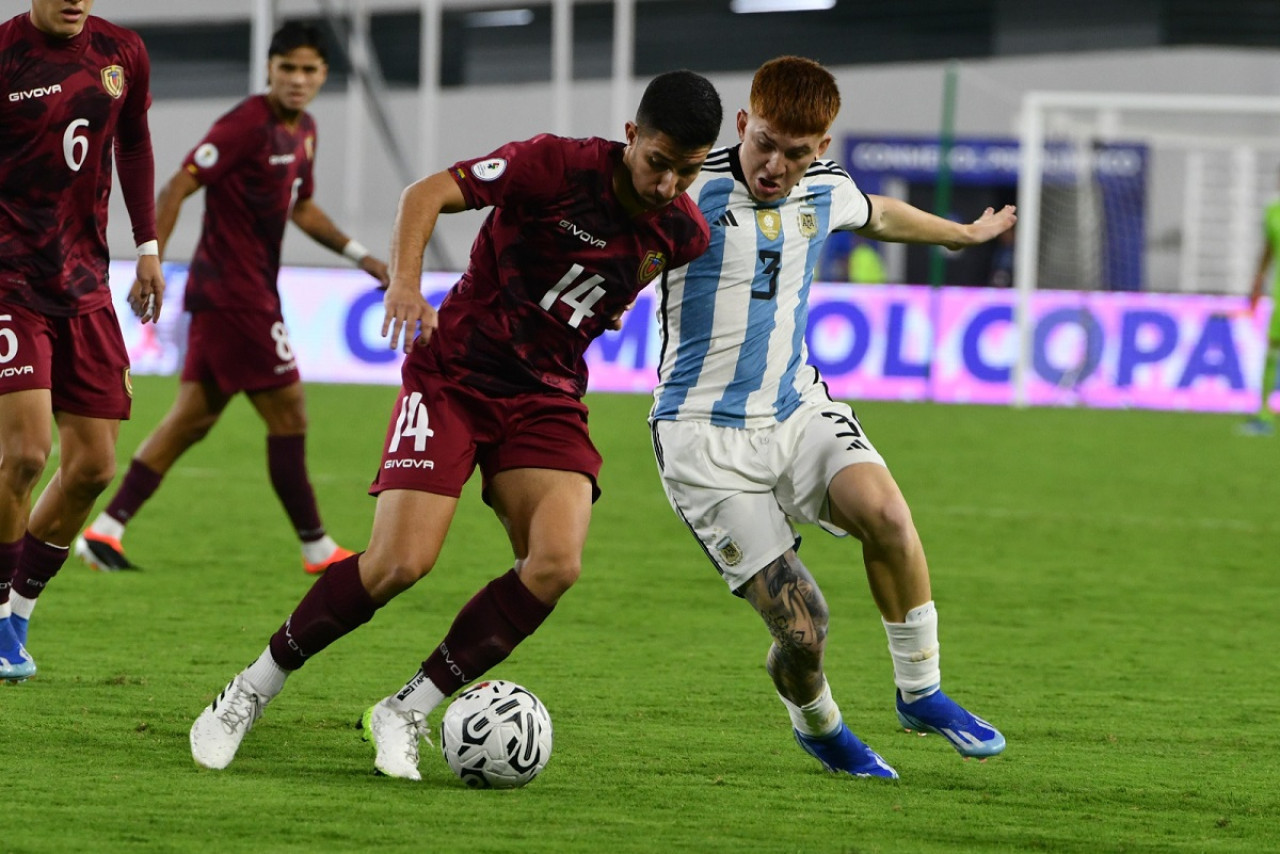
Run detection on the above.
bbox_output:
[1012,91,1280,406]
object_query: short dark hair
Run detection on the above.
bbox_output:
[269,22,328,63]
[635,70,722,150]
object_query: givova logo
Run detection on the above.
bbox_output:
[383,458,434,470]
[8,84,61,102]
[0,365,34,379]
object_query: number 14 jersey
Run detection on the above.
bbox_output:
[419,134,710,399]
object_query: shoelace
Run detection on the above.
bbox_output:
[397,709,431,761]
[215,684,262,735]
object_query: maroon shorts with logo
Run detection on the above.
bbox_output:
[182,309,301,395]
[0,301,132,419]
[370,369,603,503]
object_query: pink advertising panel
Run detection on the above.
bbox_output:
[109,263,1270,413]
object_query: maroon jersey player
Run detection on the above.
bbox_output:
[190,69,723,779]
[0,0,165,683]
[74,23,389,578]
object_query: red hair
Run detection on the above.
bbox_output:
[749,56,840,136]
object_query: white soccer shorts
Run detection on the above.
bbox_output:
[651,394,886,593]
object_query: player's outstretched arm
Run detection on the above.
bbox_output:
[383,171,468,353]
[290,198,390,288]
[860,195,1016,250]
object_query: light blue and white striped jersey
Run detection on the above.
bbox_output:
[651,145,871,428]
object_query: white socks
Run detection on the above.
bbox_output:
[393,669,448,716]
[240,652,448,717]
[9,592,36,621]
[300,534,340,566]
[243,647,289,700]
[89,512,125,541]
[779,679,842,738]
[883,600,941,702]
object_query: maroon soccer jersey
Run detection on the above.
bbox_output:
[0,13,153,316]
[414,134,710,398]
[181,95,317,314]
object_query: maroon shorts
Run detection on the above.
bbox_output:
[182,310,301,395]
[0,301,132,419]
[370,370,603,503]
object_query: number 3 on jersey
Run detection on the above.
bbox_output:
[540,263,607,328]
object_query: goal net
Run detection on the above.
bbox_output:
[1017,92,1280,296]
[1012,91,1280,404]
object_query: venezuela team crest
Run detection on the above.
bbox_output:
[101,65,124,99]
[638,250,667,284]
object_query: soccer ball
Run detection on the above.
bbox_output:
[440,680,553,789]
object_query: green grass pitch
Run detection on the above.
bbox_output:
[3,375,1278,853]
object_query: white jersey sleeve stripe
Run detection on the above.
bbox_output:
[772,187,835,417]
[709,207,786,426]
[652,176,738,420]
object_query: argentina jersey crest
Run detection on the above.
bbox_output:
[653,147,870,428]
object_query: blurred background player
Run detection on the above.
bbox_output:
[1240,186,1280,436]
[0,0,165,682]
[187,70,722,779]
[73,23,389,575]
[650,56,1014,778]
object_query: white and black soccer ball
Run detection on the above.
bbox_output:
[440,680,553,789]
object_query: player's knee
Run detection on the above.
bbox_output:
[519,555,581,601]
[862,495,918,552]
[362,552,435,600]
[62,456,117,499]
[184,415,220,444]
[0,445,50,492]
[750,554,829,658]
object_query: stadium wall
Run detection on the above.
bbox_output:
[105,47,1280,276]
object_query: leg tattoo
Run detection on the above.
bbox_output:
[741,552,829,704]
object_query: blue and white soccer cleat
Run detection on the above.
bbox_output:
[895,689,1005,758]
[794,722,898,779]
[10,613,28,647]
[0,616,36,683]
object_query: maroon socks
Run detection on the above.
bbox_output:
[0,538,22,607]
[103,460,163,524]
[11,533,69,601]
[268,553,379,669]
[267,434,325,542]
[420,568,554,695]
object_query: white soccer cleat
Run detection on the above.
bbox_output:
[360,697,430,781]
[190,675,266,769]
